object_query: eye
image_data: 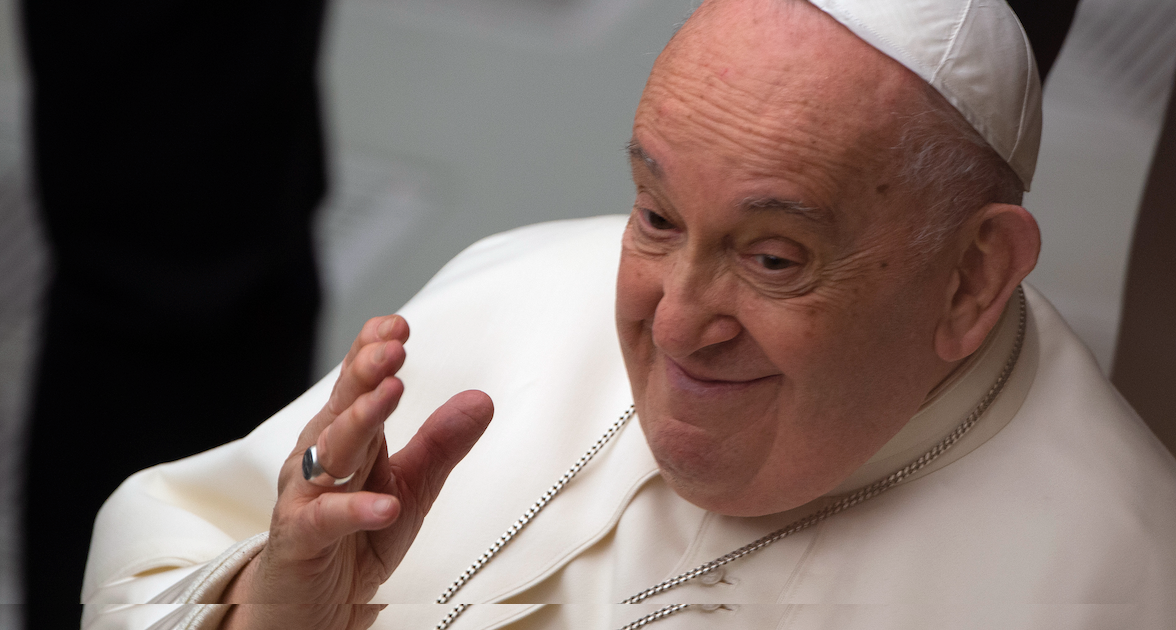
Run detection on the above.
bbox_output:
[755,254,796,271]
[643,209,675,231]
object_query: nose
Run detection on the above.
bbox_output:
[651,259,742,361]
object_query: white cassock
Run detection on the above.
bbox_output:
[82,216,1176,630]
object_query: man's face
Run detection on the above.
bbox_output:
[617,0,963,517]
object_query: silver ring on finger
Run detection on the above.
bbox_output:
[302,445,356,487]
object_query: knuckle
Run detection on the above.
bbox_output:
[351,395,377,427]
[347,496,369,524]
[353,345,384,381]
[415,433,457,500]
[417,423,453,465]
[326,389,347,417]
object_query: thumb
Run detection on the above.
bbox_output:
[389,390,494,511]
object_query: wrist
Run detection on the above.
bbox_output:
[221,551,262,605]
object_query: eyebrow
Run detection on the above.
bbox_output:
[741,197,835,226]
[628,139,834,227]
[626,139,662,178]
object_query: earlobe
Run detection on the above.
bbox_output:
[935,203,1040,362]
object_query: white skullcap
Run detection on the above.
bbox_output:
[807,0,1042,190]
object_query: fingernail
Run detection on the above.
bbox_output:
[377,316,397,339]
[374,342,386,364]
[373,496,395,518]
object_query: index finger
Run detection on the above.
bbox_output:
[342,315,410,370]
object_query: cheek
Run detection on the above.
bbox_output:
[750,291,936,421]
[743,300,874,411]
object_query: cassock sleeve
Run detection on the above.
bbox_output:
[80,215,632,629]
[81,369,336,629]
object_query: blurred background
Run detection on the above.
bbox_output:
[0,0,1173,626]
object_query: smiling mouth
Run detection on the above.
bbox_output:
[664,357,778,395]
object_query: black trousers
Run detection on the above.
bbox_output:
[20,1,327,626]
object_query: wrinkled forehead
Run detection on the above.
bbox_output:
[634,0,922,200]
[643,0,1040,190]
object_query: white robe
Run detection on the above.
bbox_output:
[81,216,1176,630]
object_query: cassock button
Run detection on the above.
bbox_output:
[699,568,726,586]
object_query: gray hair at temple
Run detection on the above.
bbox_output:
[807,0,1042,256]
[897,83,1026,257]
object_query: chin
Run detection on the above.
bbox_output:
[638,411,815,517]
[657,465,814,517]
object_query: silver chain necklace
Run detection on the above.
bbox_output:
[436,287,1026,630]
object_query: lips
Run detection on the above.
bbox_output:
[663,356,778,396]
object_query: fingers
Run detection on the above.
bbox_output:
[328,339,408,418]
[390,390,494,510]
[342,315,409,371]
[316,376,404,480]
[296,316,409,482]
[285,491,402,558]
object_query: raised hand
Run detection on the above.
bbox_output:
[220,315,494,630]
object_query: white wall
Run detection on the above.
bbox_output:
[1023,0,1176,371]
[312,0,696,373]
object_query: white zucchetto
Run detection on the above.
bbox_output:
[808,0,1042,190]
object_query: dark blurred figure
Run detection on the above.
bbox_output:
[20,0,327,625]
[1114,76,1176,456]
[1006,0,1080,79]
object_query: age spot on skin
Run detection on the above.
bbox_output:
[876,183,890,194]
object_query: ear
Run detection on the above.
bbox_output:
[935,203,1041,362]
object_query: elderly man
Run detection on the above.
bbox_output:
[83,0,1176,628]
